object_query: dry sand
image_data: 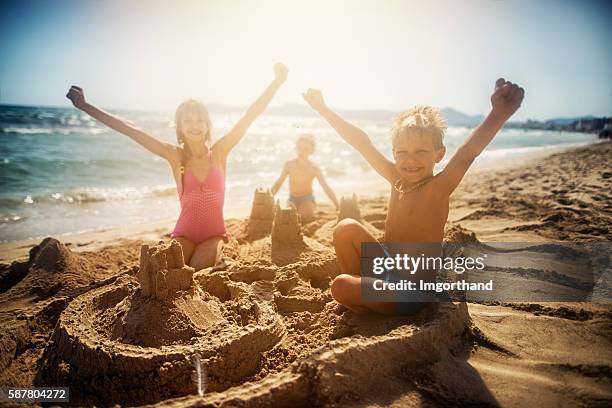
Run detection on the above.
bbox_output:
[0,142,610,407]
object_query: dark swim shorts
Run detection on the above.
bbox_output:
[380,243,451,316]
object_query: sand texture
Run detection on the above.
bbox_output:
[0,142,610,407]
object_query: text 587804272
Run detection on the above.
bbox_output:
[1,387,69,403]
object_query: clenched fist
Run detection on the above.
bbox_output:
[302,88,327,112]
[66,85,87,109]
[491,78,524,119]
[273,63,288,84]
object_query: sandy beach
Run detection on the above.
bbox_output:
[0,141,610,407]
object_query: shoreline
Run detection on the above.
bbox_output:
[1,140,607,263]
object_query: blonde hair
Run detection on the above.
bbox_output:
[391,106,447,149]
[296,133,316,150]
[175,99,212,164]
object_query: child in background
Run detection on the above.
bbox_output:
[271,134,339,222]
[303,78,524,315]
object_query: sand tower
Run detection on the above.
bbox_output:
[138,240,194,300]
[246,188,276,239]
[272,200,303,245]
[338,194,362,222]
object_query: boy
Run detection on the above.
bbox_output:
[302,78,524,315]
[271,134,340,222]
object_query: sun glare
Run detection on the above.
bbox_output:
[111,0,459,110]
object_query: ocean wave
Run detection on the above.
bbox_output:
[0,126,111,136]
[0,185,178,207]
[1,127,55,135]
[0,106,175,134]
[1,156,163,184]
[0,213,27,225]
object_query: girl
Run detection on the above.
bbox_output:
[66,63,288,271]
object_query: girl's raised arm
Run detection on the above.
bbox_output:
[213,63,288,160]
[66,86,178,162]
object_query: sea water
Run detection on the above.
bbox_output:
[0,105,598,241]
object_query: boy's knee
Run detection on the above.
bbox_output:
[330,274,353,304]
[333,218,361,244]
[298,206,315,223]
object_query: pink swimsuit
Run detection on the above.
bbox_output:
[171,156,228,244]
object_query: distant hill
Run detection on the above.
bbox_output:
[440,108,485,127]
[545,115,595,125]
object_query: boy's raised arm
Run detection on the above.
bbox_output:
[437,78,524,195]
[271,162,289,195]
[315,167,340,210]
[303,89,397,183]
[214,63,288,160]
[66,86,178,162]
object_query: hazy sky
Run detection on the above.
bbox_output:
[1,0,610,120]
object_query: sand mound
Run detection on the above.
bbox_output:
[0,237,96,301]
[232,201,340,270]
[443,224,480,244]
[245,189,275,240]
[314,195,383,245]
[144,302,471,407]
[338,194,362,222]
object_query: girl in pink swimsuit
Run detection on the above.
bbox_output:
[66,63,288,271]
[171,148,227,245]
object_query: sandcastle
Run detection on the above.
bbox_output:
[36,240,286,406]
[310,194,375,244]
[338,194,362,222]
[246,188,276,239]
[138,240,194,300]
[272,201,303,245]
[22,227,473,407]
[234,189,336,268]
[28,204,475,406]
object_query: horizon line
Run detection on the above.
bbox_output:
[0,102,608,123]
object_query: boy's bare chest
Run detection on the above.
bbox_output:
[288,164,316,179]
[384,189,449,241]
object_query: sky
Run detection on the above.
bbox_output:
[0,0,610,121]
